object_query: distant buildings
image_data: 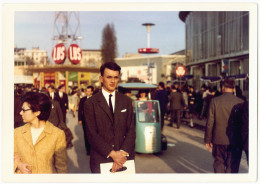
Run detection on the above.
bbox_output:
[179,11,249,97]
[14,46,48,84]
[80,49,102,68]
[115,50,185,85]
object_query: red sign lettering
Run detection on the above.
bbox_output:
[52,43,66,64]
[68,44,82,64]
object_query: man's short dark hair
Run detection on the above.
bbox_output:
[87,85,94,92]
[158,82,165,89]
[48,85,55,90]
[100,62,121,76]
[21,92,52,121]
[171,85,177,90]
[58,84,65,90]
[222,78,235,89]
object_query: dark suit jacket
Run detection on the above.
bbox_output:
[78,96,88,122]
[226,101,248,150]
[55,92,69,114]
[155,89,168,114]
[48,100,64,128]
[204,92,244,145]
[84,91,136,173]
[169,91,185,110]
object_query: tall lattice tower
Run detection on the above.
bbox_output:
[52,11,82,64]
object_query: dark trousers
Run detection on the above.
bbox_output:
[212,144,242,173]
[161,111,165,130]
[170,109,181,128]
[82,121,91,154]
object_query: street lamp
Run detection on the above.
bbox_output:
[138,23,159,84]
[142,23,155,48]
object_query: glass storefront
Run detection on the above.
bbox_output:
[185,11,249,64]
[181,11,249,98]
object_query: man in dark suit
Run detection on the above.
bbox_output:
[168,85,185,129]
[55,85,69,123]
[48,97,73,149]
[84,62,135,173]
[204,78,244,173]
[47,85,57,100]
[155,82,168,130]
[78,85,94,155]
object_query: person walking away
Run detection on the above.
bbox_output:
[188,86,196,127]
[204,78,244,173]
[168,85,185,129]
[199,87,216,120]
[48,96,73,149]
[226,99,248,172]
[78,85,94,155]
[197,84,206,117]
[84,62,136,173]
[55,85,69,123]
[14,92,67,174]
[155,82,168,130]
[69,89,79,118]
[181,86,188,119]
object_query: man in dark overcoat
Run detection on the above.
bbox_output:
[55,85,69,123]
[204,78,244,173]
[78,85,94,155]
[155,82,168,130]
[84,62,136,173]
[168,85,185,129]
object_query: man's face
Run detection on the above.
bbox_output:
[59,87,65,92]
[99,68,119,93]
[48,87,54,93]
[86,88,93,97]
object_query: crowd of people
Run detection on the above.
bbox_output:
[13,62,248,174]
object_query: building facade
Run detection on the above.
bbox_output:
[80,49,102,68]
[115,52,185,85]
[179,11,249,97]
[24,47,48,65]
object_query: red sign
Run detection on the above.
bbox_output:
[175,65,186,77]
[68,44,82,64]
[44,72,55,80]
[138,48,159,54]
[52,43,66,64]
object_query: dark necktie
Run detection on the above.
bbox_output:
[109,94,113,115]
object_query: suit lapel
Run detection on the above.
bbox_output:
[96,92,114,123]
[34,122,52,146]
[22,124,34,149]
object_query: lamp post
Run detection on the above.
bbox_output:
[141,23,155,84]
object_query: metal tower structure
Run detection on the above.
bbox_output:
[52,11,83,64]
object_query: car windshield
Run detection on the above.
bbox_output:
[136,101,159,123]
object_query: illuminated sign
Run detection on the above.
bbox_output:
[52,43,66,64]
[68,44,82,64]
[175,65,186,77]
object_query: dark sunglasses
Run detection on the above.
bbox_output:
[21,108,32,112]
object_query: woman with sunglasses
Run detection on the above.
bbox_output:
[14,92,68,174]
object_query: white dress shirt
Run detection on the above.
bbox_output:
[50,92,55,100]
[59,91,63,98]
[102,88,115,112]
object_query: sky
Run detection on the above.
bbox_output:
[14,11,185,60]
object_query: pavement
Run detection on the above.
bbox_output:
[65,110,248,176]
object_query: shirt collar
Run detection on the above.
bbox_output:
[102,88,115,98]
